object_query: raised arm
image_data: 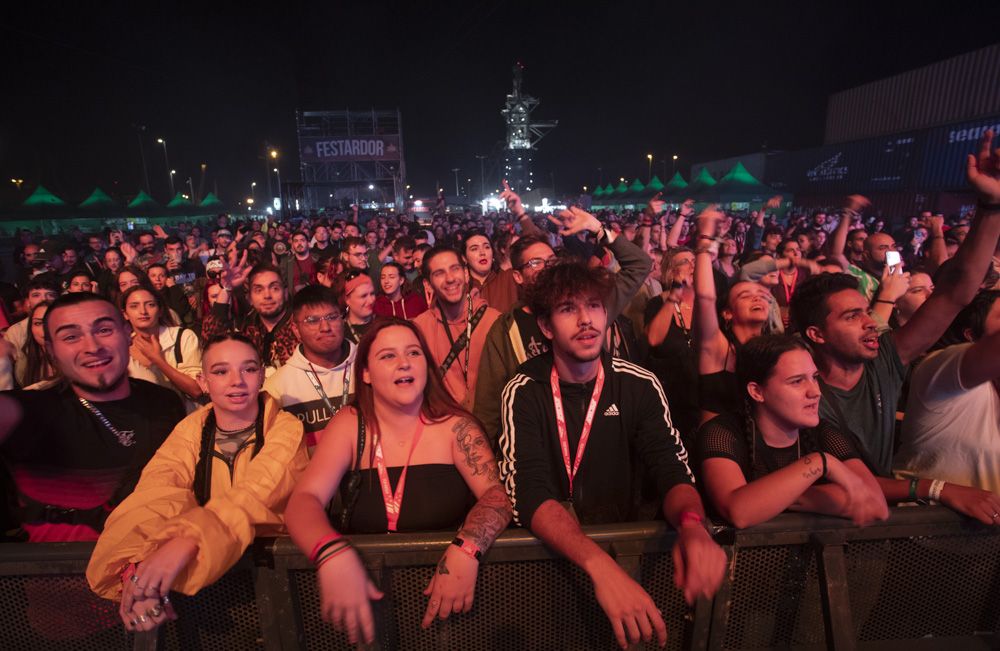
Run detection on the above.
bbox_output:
[500,180,545,239]
[666,199,694,249]
[825,195,870,269]
[692,207,727,369]
[924,214,949,272]
[894,130,1000,366]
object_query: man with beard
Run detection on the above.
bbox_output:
[412,246,500,410]
[497,261,725,650]
[0,293,184,541]
[791,130,1000,481]
[264,285,355,452]
[203,261,298,374]
[474,206,651,448]
[279,231,318,295]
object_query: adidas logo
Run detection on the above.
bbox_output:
[603,404,620,417]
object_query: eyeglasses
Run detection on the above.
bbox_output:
[520,257,558,271]
[299,313,342,327]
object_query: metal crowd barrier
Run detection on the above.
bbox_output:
[0,506,997,650]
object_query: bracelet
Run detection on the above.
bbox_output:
[315,543,353,570]
[694,247,713,255]
[819,452,828,479]
[696,234,715,241]
[309,532,344,564]
[928,479,946,502]
[678,511,703,528]
[314,539,352,566]
[450,537,483,561]
[875,299,896,305]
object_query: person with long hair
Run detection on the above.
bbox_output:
[87,333,308,633]
[21,301,58,388]
[284,318,511,646]
[374,261,427,319]
[696,335,889,528]
[121,286,203,408]
[694,207,777,423]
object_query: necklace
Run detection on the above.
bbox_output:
[78,398,136,447]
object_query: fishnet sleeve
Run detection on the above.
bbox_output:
[695,414,751,477]
[814,418,862,462]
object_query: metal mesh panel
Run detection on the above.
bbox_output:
[722,545,825,650]
[290,558,685,651]
[0,574,130,651]
[848,532,1000,641]
[157,569,262,651]
[640,551,694,651]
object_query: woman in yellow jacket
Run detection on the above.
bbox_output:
[86,333,309,633]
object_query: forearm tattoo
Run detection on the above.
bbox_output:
[458,485,513,553]
[453,418,499,482]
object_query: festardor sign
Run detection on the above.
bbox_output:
[300,136,401,162]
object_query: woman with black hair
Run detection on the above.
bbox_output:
[86,333,308,633]
[696,334,888,528]
[20,301,58,389]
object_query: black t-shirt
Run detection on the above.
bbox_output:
[1,380,184,541]
[168,258,205,289]
[696,413,860,481]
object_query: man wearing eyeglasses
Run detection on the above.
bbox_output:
[474,206,652,449]
[340,236,370,274]
[264,286,355,452]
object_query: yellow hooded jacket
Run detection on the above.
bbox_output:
[87,394,308,600]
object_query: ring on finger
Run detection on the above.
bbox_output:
[138,615,148,624]
[147,605,163,618]
[129,618,138,627]
[129,575,140,584]
[160,595,171,605]
[991,512,999,521]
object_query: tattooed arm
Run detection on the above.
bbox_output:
[420,417,512,629]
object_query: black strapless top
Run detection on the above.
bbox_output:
[341,463,473,533]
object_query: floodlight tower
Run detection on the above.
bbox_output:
[501,63,557,194]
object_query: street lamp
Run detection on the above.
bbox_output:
[451,168,461,196]
[672,154,679,175]
[269,149,278,160]
[251,181,256,202]
[273,167,281,210]
[646,154,653,182]
[157,138,174,196]
[10,178,23,190]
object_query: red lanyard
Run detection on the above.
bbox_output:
[373,419,425,532]
[550,363,605,498]
[782,268,798,304]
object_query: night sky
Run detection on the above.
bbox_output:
[2,1,999,207]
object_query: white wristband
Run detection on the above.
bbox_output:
[928,479,946,502]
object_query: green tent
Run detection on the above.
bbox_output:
[712,162,773,197]
[199,192,224,209]
[591,185,605,197]
[126,190,162,215]
[603,183,615,195]
[21,185,67,208]
[78,187,118,210]
[646,175,665,192]
[166,192,194,209]
[662,172,689,198]
[685,168,718,198]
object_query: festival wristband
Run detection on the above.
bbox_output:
[451,537,483,561]
[678,511,704,528]
[908,477,920,501]
[309,532,344,564]
[315,543,353,570]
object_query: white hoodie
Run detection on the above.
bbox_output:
[264,341,357,451]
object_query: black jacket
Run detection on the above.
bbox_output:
[498,351,693,527]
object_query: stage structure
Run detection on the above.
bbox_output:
[501,64,557,193]
[296,109,406,211]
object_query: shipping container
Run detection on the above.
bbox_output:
[825,44,1000,144]
[918,113,1000,190]
[763,134,922,195]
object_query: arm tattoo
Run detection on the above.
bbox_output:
[453,417,499,482]
[458,485,513,553]
[436,557,450,575]
[801,465,823,480]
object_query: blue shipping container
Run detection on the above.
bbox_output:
[918,114,1000,190]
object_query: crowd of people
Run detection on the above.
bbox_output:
[0,132,998,648]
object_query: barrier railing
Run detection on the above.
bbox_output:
[0,506,997,650]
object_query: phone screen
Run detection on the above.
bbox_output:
[885,251,901,268]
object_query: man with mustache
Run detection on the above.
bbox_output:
[0,293,184,541]
[498,261,725,650]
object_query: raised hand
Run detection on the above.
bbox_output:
[221,250,251,289]
[695,205,724,238]
[845,194,871,214]
[551,207,601,237]
[153,225,168,239]
[646,192,666,218]
[120,241,138,264]
[878,263,911,303]
[500,179,525,217]
[764,195,784,210]
[967,129,1000,203]
[679,198,696,219]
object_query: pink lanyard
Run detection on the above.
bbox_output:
[373,419,425,532]
[782,268,798,304]
[550,364,605,498]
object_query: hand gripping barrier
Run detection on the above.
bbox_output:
[0,506,997,650]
